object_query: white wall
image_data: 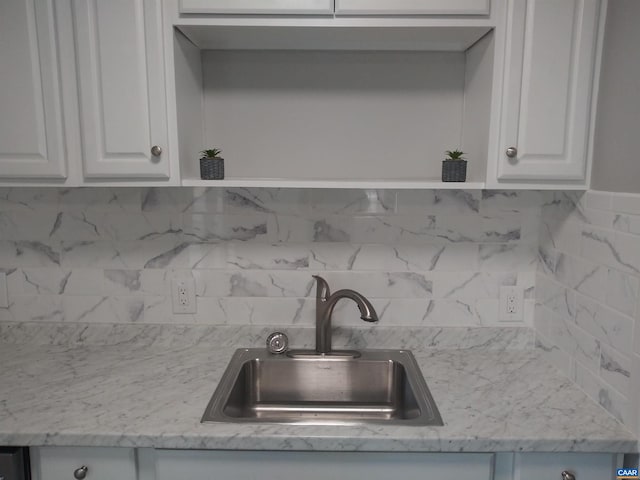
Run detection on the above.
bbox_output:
[591,0,640,194]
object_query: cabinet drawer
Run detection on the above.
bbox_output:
[179,0,334,15]
[157,450,494,480]
[31,447,137,480]
[335,0,490,16]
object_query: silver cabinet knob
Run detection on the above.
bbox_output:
[506,146,518,158]
[73,466,88,479]
[150,145,162,157]
[561,471,576,480]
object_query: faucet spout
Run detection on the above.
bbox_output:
[313,275,379,354]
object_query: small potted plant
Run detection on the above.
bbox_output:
[200,148,224,180]
[442,149,467,182]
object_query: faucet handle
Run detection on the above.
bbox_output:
[312,275,330,301]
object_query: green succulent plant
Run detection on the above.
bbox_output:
[200,148,222,158]
[445,149,466,160]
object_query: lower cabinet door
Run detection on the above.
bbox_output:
[515,452,618,480]
[31,447,138,480]
[156,450,494,480]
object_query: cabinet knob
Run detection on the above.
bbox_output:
[73,466,88,479]
[561,471,576,480]
[151,145,162,157]
[505,147,518,158]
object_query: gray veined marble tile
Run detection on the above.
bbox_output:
[0,188,61,212]
[182,188,311,215]
[62,296,145,323]
[101,213,183,241]
[0,295,64,323]
[141,188,192,213]
[535,333,573,378]
[226,243,310,270]
[554,253,608,302]
[434,214,522,244]
[612,192,640,216]
[309,189,396,215]
[346,244,479,272]
[433,271,517,300]
[308,244,364,270]
[396,190,481,215]
[584,191,612,211]
[351,215,436,244]
[613,213,640,236]
[0,241,61,267]
[193,271,316,298]
[0,212,62,241]
[312,217,353,242]
[574,293,634,355]
[605,268,639,317]
[479,190,544,215]
[182,214,269,242]
[141,241,222,270]
[19,268,103,296]
[537,245,557,275]
[541,191,587,223]
[479,244,536,272]
[317,272,432,299]
[600,344,632,398]
[59,188,141,212]
[267,215,315,243]
[548,311,600,373]
[573,360,632,426]
[539,217,582,254]
[582,226,640,276]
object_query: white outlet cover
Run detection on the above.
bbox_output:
[499,286,524,322]
[171,276,197,314]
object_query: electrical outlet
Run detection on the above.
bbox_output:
[171,276,196,314]
[0,272,7,308]
[499,286,523,322]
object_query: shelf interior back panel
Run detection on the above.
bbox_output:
[200,49,471,181]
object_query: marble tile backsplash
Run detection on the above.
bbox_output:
[0,188,541,328]
[535,190,640,434]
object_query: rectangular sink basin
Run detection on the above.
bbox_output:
[201,349,443,426]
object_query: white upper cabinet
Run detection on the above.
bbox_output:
[335,0,490,16]
[73,0,170,179]
[179,0,334,15]
[496,0,601,184]
[0,0,67,179]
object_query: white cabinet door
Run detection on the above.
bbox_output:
[179,0,334,15]
[0,0,66,179]
[497,0,601,182]
[73,0,170,179]
[156,450,494,480]
[335,0,490,15]
[515,452,618,480]
[31,447,138,480]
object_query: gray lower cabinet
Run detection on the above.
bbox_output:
[31,447,138,480]
[155,450,494,480]
[513,452,619,480]
[30,447,621,480]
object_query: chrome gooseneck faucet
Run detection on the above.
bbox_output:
[313,275,379,354]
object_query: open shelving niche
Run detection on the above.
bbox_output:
[173,22,497,189]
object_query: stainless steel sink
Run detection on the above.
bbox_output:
[201,348,443,426]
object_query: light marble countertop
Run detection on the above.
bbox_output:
[0,340,636,453]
